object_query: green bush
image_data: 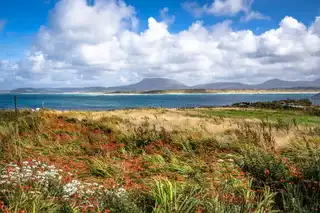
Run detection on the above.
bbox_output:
[99,191,143,213]
[283,141,320,181]
[232,99,313,110]
[237,148,290,187]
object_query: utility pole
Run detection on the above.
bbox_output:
[14,96,18,113]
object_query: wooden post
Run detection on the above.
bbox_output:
[14,96,18,113]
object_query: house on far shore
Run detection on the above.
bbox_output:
[311,93,320,106]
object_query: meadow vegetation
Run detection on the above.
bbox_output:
[0,105,319,212]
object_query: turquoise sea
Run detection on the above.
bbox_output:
[0,93,315,110]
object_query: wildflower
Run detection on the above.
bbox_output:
[196,207,204,213]
[176,175,184,181]
[63,180,81,198]
[264,169,270,175]
[0,160,122,212]
[115,187,126,197]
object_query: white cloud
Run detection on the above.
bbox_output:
[183,0,252,17]
[209,0,252,16]
[0,0,319,89]
[160,7,175,24]
[182,0,269,22]
[241,11,270,22]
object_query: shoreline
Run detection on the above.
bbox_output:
[3,91,320,95]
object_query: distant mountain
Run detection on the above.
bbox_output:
[7,78,320,93]
[194,78,320,90]
[10,87,108,93]
[255,78,320,89]
[106,78,188,91]
[9,78,188,93]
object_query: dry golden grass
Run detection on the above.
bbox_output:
[45,108,311,150]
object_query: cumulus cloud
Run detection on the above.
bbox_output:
[0,0,320,89]
[182,0,268,22]
[208,0,252,16]
[182,0,251,17]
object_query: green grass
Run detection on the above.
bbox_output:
[189,108,320,125]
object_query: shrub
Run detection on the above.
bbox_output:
[232,99,312,110]
[99,189,143,213]
[283,140,320,181]
[237,148,290,188]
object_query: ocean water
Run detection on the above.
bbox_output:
[0,93,315,110]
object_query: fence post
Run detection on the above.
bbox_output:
[14,96,18,113]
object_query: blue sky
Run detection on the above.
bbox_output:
[0,0,320,88]
[1,0,319,60]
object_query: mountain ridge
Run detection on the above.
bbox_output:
[8,78,320,93]
[105,78,188,91]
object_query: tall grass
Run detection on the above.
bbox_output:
[0,108,319,212]
[151,179,200,213]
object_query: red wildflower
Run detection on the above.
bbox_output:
[176,175,184,181]
[264,169,270,175]
[6,167,14,173]
[196,207,204,213]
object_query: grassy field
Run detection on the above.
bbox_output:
[186,108,320,125]
[0,107,319,212]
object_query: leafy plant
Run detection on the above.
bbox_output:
[151,179,200,213]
